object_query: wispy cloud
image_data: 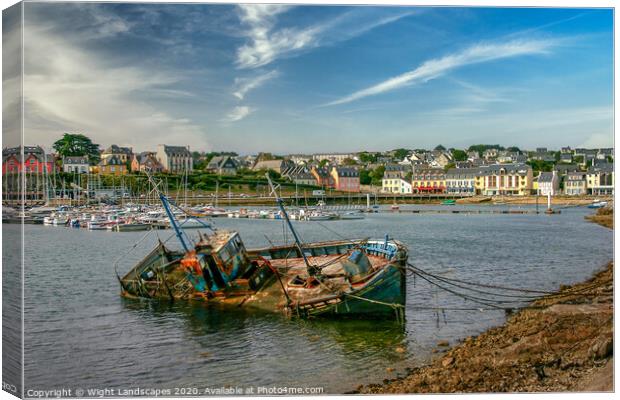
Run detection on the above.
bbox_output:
[324,38,558,106]
[235,5,414,69]
[22,11,209,150]
[233,70,279,100]
[235,4,307,69]
[222,106,254,122]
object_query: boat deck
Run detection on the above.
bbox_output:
[268,252,389,279]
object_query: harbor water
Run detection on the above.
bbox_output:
[9,205,613,394]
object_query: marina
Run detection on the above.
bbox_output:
[13,202,613,393]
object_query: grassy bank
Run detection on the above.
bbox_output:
[356,209,614,394]
[586,206,614,229]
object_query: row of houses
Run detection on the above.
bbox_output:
[3,144,193,176]
[536,163,614,196]
[381,162,614,196]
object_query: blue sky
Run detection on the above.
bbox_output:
[15,3,613,154]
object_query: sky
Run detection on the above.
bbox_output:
[3,2,614,154]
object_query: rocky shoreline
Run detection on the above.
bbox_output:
[356,208,614,394]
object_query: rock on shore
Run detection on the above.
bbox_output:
[358,262,613,393]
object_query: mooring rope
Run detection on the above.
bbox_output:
[404,262,609,311]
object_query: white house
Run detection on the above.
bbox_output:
[537,171,559,196]
[156,144,193,174]
[62,156,89,174]
[382,165,411,194]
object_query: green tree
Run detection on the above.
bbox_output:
[507,146,521,153]
[369,165,386,186]
[359,169,372,185]
[434,144,446,151]
[319,159,330,167]
[342,157,357,166]
[451,149,467,161]
[444,162,456,171]
[467,144,505,157]
[358,152,378,163]
[527,160,554,172]
[53,133,101,164]
[392,148,410,160]
[574,155,584,164]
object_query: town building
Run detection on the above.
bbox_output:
[536,171,559,196]
[554,163,581,176]
[96,155,127,175]
[597,148,613,161]
[310,166,334,188]
[312,153,355,164]
[206,156,238,176]
[2,146,56,175]
[564,172,587,196]
[281,165,316,186]
[2,146,57,202]
[482,148,499,161]
[131,152,164,173]
[429,151,453,168]
[586,163,614,195]
[330,166,360,192]
[529,151,555,162]
[411,168,446,193]
[467,151,480,160]
[288,154,312,165]
[156,144,193,173]
[445,168,478,195]
[559,153,573,163]
[252,159,294,174]
[475,164,533,196]
[63,156,89,174]
[101,145,133,164]
[382,165,410,194]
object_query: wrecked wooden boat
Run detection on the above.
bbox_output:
[118,175,408,319]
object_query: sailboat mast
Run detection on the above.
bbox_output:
[265,173,317,276]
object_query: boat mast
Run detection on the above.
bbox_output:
[265,173,318,276]
[145,171,191,252]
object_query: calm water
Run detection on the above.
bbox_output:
[10,205,613,394]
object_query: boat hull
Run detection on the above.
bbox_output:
[120,237,408,319]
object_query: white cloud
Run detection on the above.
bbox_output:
[22,23,209,151]
[233,70,279,100]
[222,106,254,122]
[324,38,558,106]
[235,5,414,69]
[235,4,306,69]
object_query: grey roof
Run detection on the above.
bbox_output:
[588,162,613,173]
[99,155,123,166]
[3,146,51,162]
[104,145,132,155]
[446,168,479,179]
[477,163,531,176]
[207,156,226,169]
[63,156,89,165]
[384,164,407,172]
[554,164,580,174]
[162,145,191,156]
[334,167,359,177]
[537,172,554,183]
